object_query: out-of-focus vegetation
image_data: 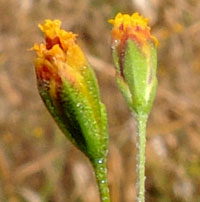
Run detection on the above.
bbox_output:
[0,0,200,201]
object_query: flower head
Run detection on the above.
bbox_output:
[33,20,88,88]
[32,20,108,160]
[109,12,158,47]
[109,13,158,115]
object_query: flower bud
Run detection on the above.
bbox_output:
[109,13,158,115]
[33,20,108,160]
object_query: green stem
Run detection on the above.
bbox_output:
[92,158,110,202]
[136,113,148,202]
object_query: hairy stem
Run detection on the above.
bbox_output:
[92,158,110,202]
[136,113,148,202]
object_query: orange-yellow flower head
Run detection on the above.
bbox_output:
[32,20,109,161]
[109,13,158,115]
[109,12,158,47]
[33,20,88,87]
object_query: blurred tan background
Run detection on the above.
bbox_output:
[0,0,200,201]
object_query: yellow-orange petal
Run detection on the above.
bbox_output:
[38,19,77,52]
[38,19,62,39]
